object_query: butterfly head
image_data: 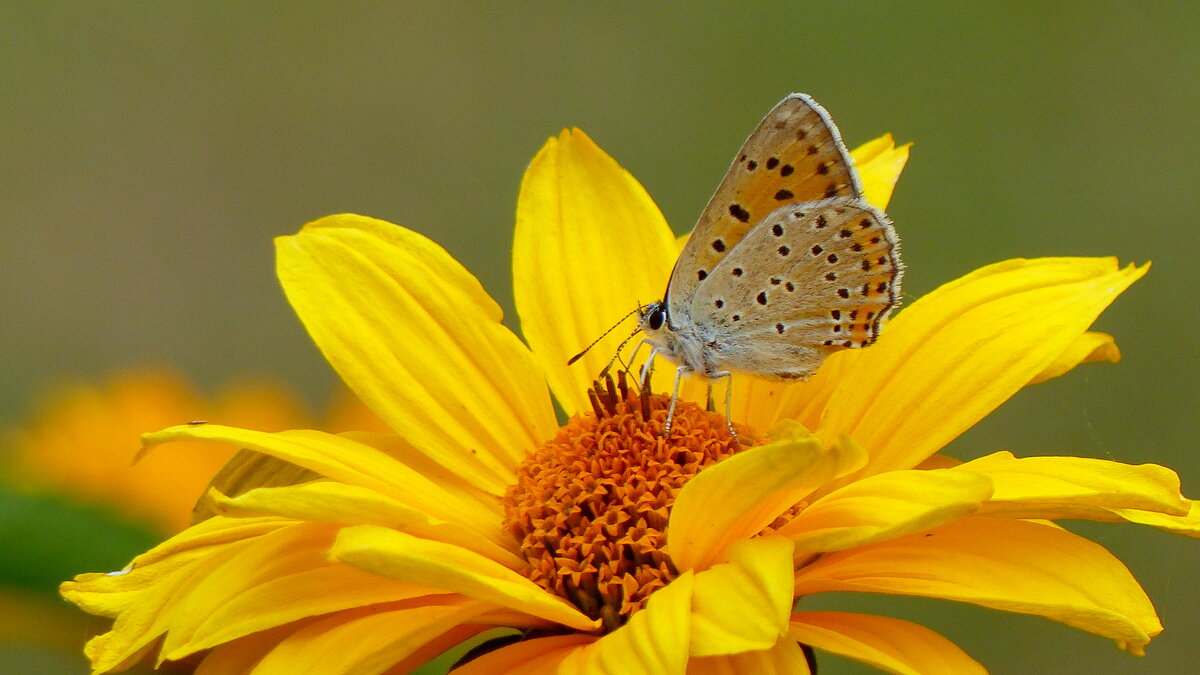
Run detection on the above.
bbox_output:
[637,301,669,337]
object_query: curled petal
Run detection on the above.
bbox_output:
[777,469,993,554]
[669,426,864,571]
[794,516,1162,653]
[452,634,596,675]
[1110,499,1200,537]
[61,515,291,618]
[958,451,1189,521]
[690,537,795,657]
[249,599,489,675]
[142,425,505,547]
[328,525,596,632]
[209,481,522,568]
[1028,331,1121,385]
[790,611,985,675]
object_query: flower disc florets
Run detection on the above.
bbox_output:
[502,377,757,631]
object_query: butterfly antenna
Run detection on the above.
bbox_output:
[566,304,649,366]
[598,326,645,377]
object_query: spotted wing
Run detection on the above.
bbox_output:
[689,198,902,378]
[666,93,862,317]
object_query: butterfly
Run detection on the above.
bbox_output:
[637,93,904,436]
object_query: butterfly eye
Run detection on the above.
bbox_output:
[646,305,666,331]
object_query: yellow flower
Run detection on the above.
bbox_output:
[3,369,309,533]
[3,368,387,535]
[61,123,1197,674]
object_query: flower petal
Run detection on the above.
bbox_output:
[514,129,679,415]
[277,214,557,492]
[562,571,693,675]
[958,451,1189,521]
[209,481,522,568]
[154,523,441,660]
[1028,331,1121,385]
[329,524,596,632]
[690,537,795,657]
[194,623,300,675]
[193,449,318,524]
[850,134,911,210]
[451,634,597,675]
[668,424,865,571]
[1112,499,1200,536]
[249,599,489,675]
[775,469,993,554]
[61,515,290,618]
[67,518,295,671]
[142,425,505,547]
[687,635,813,675]
[789,611,985,675]
[793,516,1161,653]
[801,258,1148,476]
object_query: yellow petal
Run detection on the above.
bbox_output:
[514,129,680,415]
[249,599,489,675]
[142,425,504,545]
[194,623,301,674]
[793,516,1161,652]
[775,469,993,554]
[790,611,985,675]
[188,566,442,661]
[1112,499,1200,536]
[155,523,442,660]
[668,425,865,571]
[209,481,522,568]
[73,519,295,671]
[958,451,1189,520]
[687,635,813,675]
[277,214,557,492]
[61,515,290,618]
[452,634,597,675]
[850,134,912,211]
[329,524,596,632]
[562,571,693,675]
[690,537,794,657]
[802,258,1148,477]
[192,449,318,524]
[1028,331,1121,385]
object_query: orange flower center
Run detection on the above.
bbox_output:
[501,376,759,632]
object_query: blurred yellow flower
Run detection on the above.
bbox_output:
[3,370,308,534]
[4,369,387,535]
[60,127,1197,674]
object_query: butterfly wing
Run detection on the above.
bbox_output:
[666,94,863,318]
[688,198,902,379]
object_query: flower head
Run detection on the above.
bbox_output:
[3,369,309,533]
[61,117,1197,674]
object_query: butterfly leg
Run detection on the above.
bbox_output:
[663,364,688,439]
[709,370,741,444]
[638,344,660,389]
[603,337,652,379]
[620,339,656,392]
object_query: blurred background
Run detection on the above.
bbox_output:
[1,3,1197,673]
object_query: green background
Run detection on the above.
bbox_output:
[1,3,1197,673]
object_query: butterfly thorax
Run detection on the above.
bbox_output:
[638,301,725,378]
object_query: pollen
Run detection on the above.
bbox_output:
[502,375,758,632]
